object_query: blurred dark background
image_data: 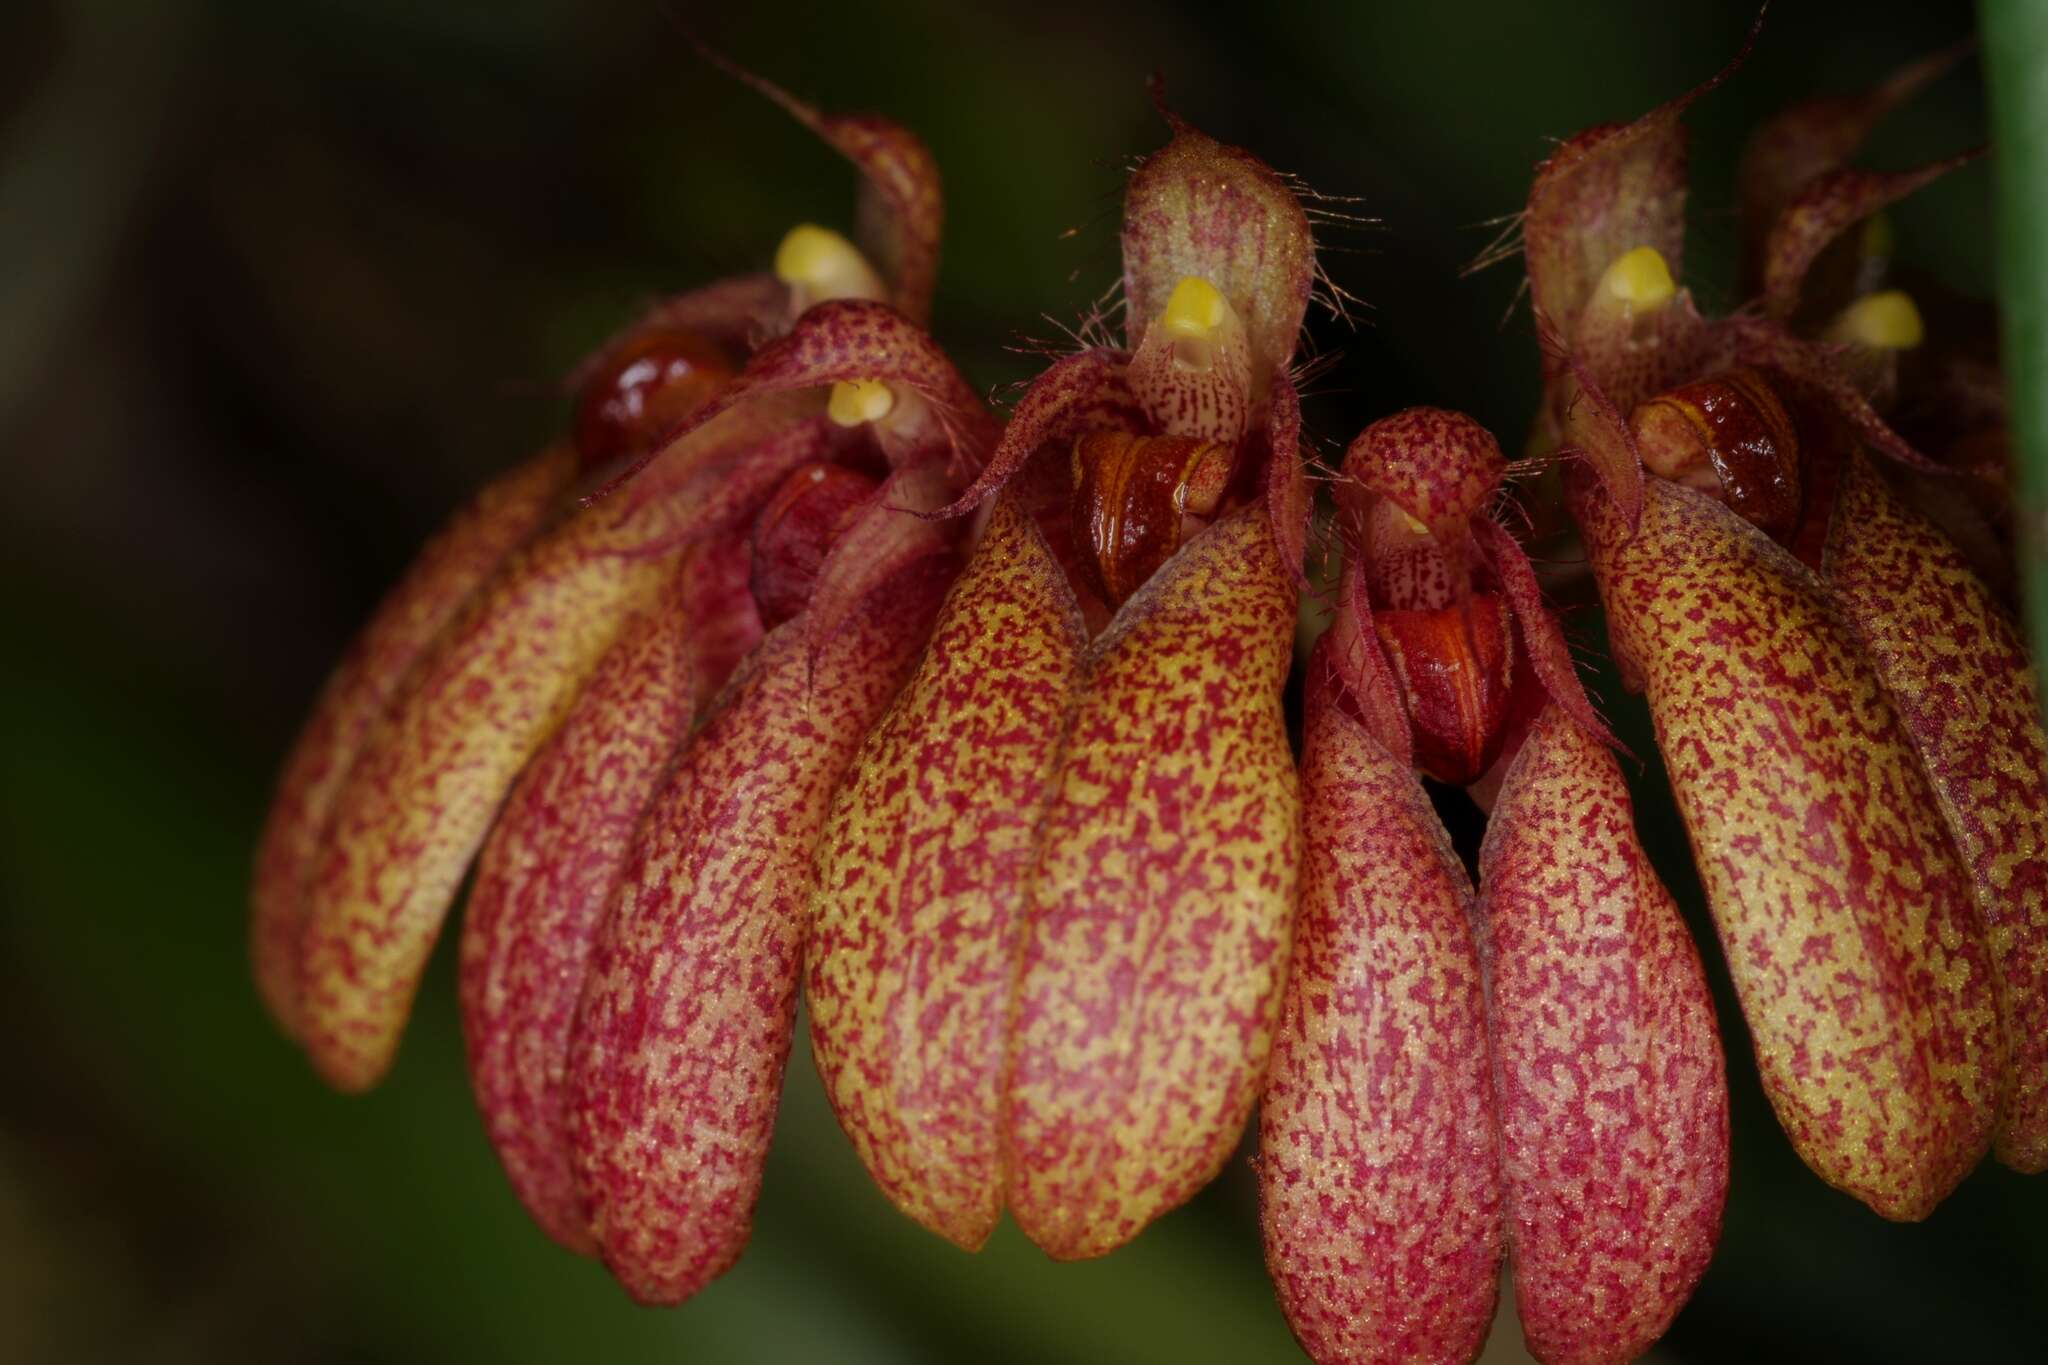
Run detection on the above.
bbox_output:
[3,1,2040,1362]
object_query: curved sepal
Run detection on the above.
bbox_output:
[622,300,996,494]
[1342,407,1505,544]
[808,494,1087,1249]
[934,348,1145,518]
[1760,152,1984,320]
[297,481,703,1092]
[1470,515,1614,752]
[1569,470,1999,1219]
[1824,452,2048,1172]
[1738,40,1974,278]
[457,554,716,1254]
[1478,705,1728,1365]
[566,554,955,1305]
[1259,649,1501,1365]
[1005,504,1301,1259]
[251,446,574,1039]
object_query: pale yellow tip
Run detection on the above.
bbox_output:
[1600,246,1676,311]
[1162,276,1231,339]
[774,224,886,306]
[1828,290,1924,350]
[828,379,896,426]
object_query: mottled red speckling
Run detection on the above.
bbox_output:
[297,479,699,1093]
[808,494,1087,1249]
[1824,452,2048,1172]
[565,554,953,1306]
[1006,505,1301,1260]
[1260,647,1501,1365]
[1478,705,1728,1365]
[251,446,573,1039]
[1757,154,1980,322]
[457,538,755,1254]
[1571,470,1999,1219]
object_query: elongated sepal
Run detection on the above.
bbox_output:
[1761,152,1983,320]
[251,446,574,1039]
[1261,371,1313,585]
[1824,453,2048,1172]
[566,554,955,1305]
[1569,470,2000,1218]
[1004,505,1301,1259]
[298,482,705,1093]
[1259,650,1501,1365]
[808,494,1087,1248]
[457,555,715,1254]
[1479,705,1728,1365]
[1121,121,1314,392]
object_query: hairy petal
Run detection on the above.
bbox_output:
[808,495,1087,1249]
[1259,652,1501,1365]
[1121,123,1314,391]
[1004,505,1301,1259]
[1760,153,1983,321]
[1570,471,1999,1219]
[252,447,574,1038]
[566,555,954,1306]
[1479,706,1728,1365]
[1824,453,2048,1172]
[298,483,701,1093]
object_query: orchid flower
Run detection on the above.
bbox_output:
[1261,409,1727,1365]
[250,77,999,1306]
[1523,31,2048,1215]
[804,108,1313,1262]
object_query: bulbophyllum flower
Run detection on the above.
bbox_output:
[251,81,1003,1304]
[804,110,1313,1261]
[1260,409,1727,1365]
[1521,31,2048,1216]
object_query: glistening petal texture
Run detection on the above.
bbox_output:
[299,486,694,1092]
[566,558,953,1306]
[1478,706,1728,1365]
[1259,655,1501,1365]
[457,539,753,1254]
[1004,505,1301,1260]
[251,446,573,1038]
[1824,452,2048,1172]
[808,495,1087,1249]
[1571,473,1999,1219]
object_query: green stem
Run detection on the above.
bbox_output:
[1984,0,2048,725]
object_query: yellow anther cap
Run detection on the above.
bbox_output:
[1600,246,1676,310]
[1162,276,1232,338]
[775,224,861,285]
[1827,290,1924,350]
[828,379,896,427]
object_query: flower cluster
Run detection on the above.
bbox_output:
[251,31,2045,1365]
